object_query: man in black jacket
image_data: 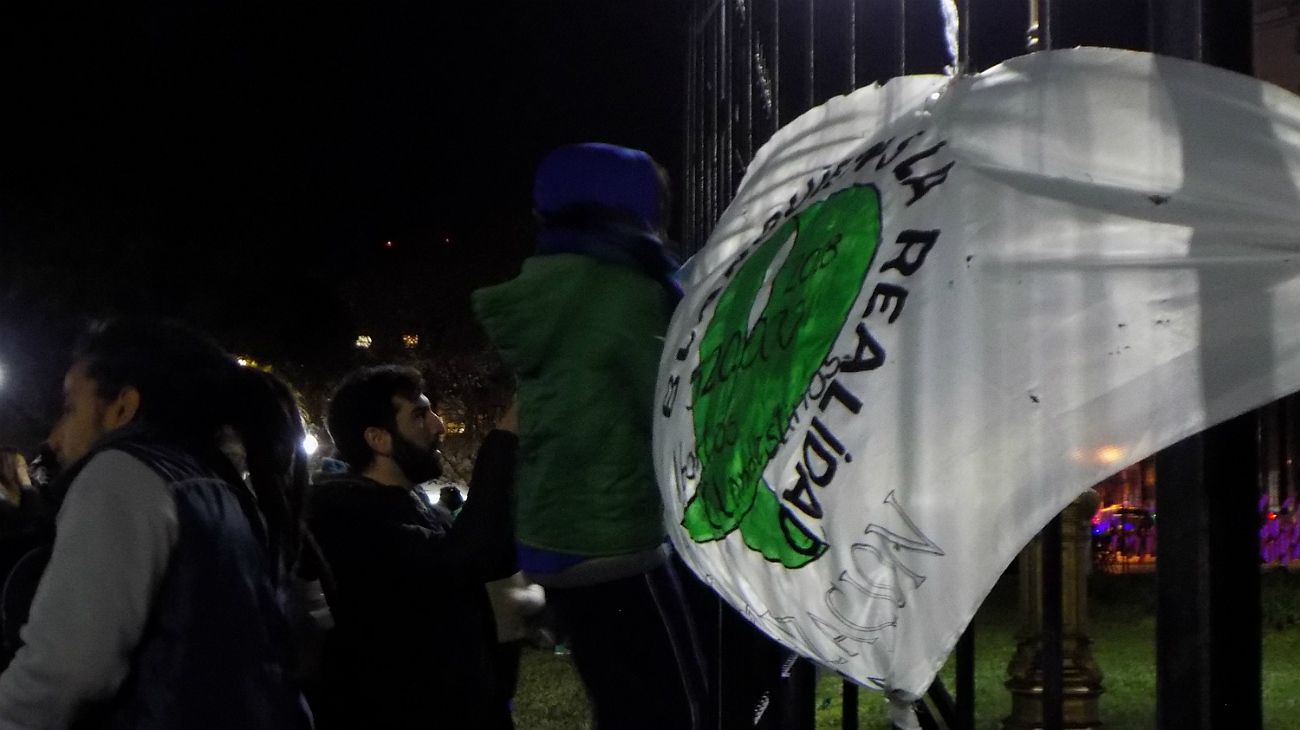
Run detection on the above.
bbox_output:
[308,365,517,729]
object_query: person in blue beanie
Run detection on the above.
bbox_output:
[473,143,706,729]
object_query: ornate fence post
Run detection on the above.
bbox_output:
[1005,492,1104,730]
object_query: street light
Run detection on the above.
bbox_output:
[302,433,319,457]
[1095,445,1126,465]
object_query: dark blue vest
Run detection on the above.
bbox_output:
[74,434,310,730]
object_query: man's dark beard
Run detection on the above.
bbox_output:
[391,432,442,484]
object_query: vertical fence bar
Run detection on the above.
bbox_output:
[1037,0,1053,51]
[698,6,706,244]
[1153,429,1206,730]
[1153,417,1259,730]
[1030,8,1062,728]
[955,623,975,730]
[777,0,806,137]
[1041,515,1064,730]
[771,0,780,130]
[1210,417,1263,730]
[701,5,712,247]
[846,0,856,90]
[715,597,726,730]
[698,7,706,246]
[1263,403,1282,516]
[800,0,811,109]
[757,0,776,147]
[841,679,858,730]
[850,0,864,87]
[721,0,732,205]
[1150,1,1259,729]
[682,5,690,247]
[698,12,705,244]
[846,0,856,91]
[704,3,713,237]
[1150,0,1249,73]
[743,0,754,164]
[957,0,971,74]
[954,4,976,721]
[684,1,699,249]
[704,5,716,243]
[777,656,816,730]
[689,1,698,247]
[896,0,906,76]
[1287,395,1299,499]
[713,4,722,231]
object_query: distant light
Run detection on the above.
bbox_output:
[1094,445,1126,465]
[384,240,394,249]
[355,335,373,349]
[444,237,452,244]
[402,334,419,349]
[444,421,466,435]
[302,434,319,456]
[1269,511,1279,521]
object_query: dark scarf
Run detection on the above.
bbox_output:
[536,205,683,302]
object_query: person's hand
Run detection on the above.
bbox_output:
[496,399,519,434]
[437,486,464,511]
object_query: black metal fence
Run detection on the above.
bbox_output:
[684,0,968,248]
[683,1,1261,729]
[682,0,1245,249]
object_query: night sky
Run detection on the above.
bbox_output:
[0,1,686,443]
[0,0,1165,445]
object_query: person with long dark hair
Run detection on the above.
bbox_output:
[0,448,46,540]
[0,449,30,511]
[0,318,311,730]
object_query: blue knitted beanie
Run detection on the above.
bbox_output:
[533,143,661,231]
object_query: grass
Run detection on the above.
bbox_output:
[513,647,591,730]
[514,569,1300,729]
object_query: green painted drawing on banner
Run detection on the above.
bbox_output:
[685,185,883,568]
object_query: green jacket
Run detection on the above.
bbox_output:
[473,254,672,557]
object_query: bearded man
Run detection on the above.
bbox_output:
[307,365,518,729]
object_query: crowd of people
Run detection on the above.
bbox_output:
[0,143,721,730]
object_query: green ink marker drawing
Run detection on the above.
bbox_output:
[685,184,884,568]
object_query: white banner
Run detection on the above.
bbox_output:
[655,48,1300,698]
